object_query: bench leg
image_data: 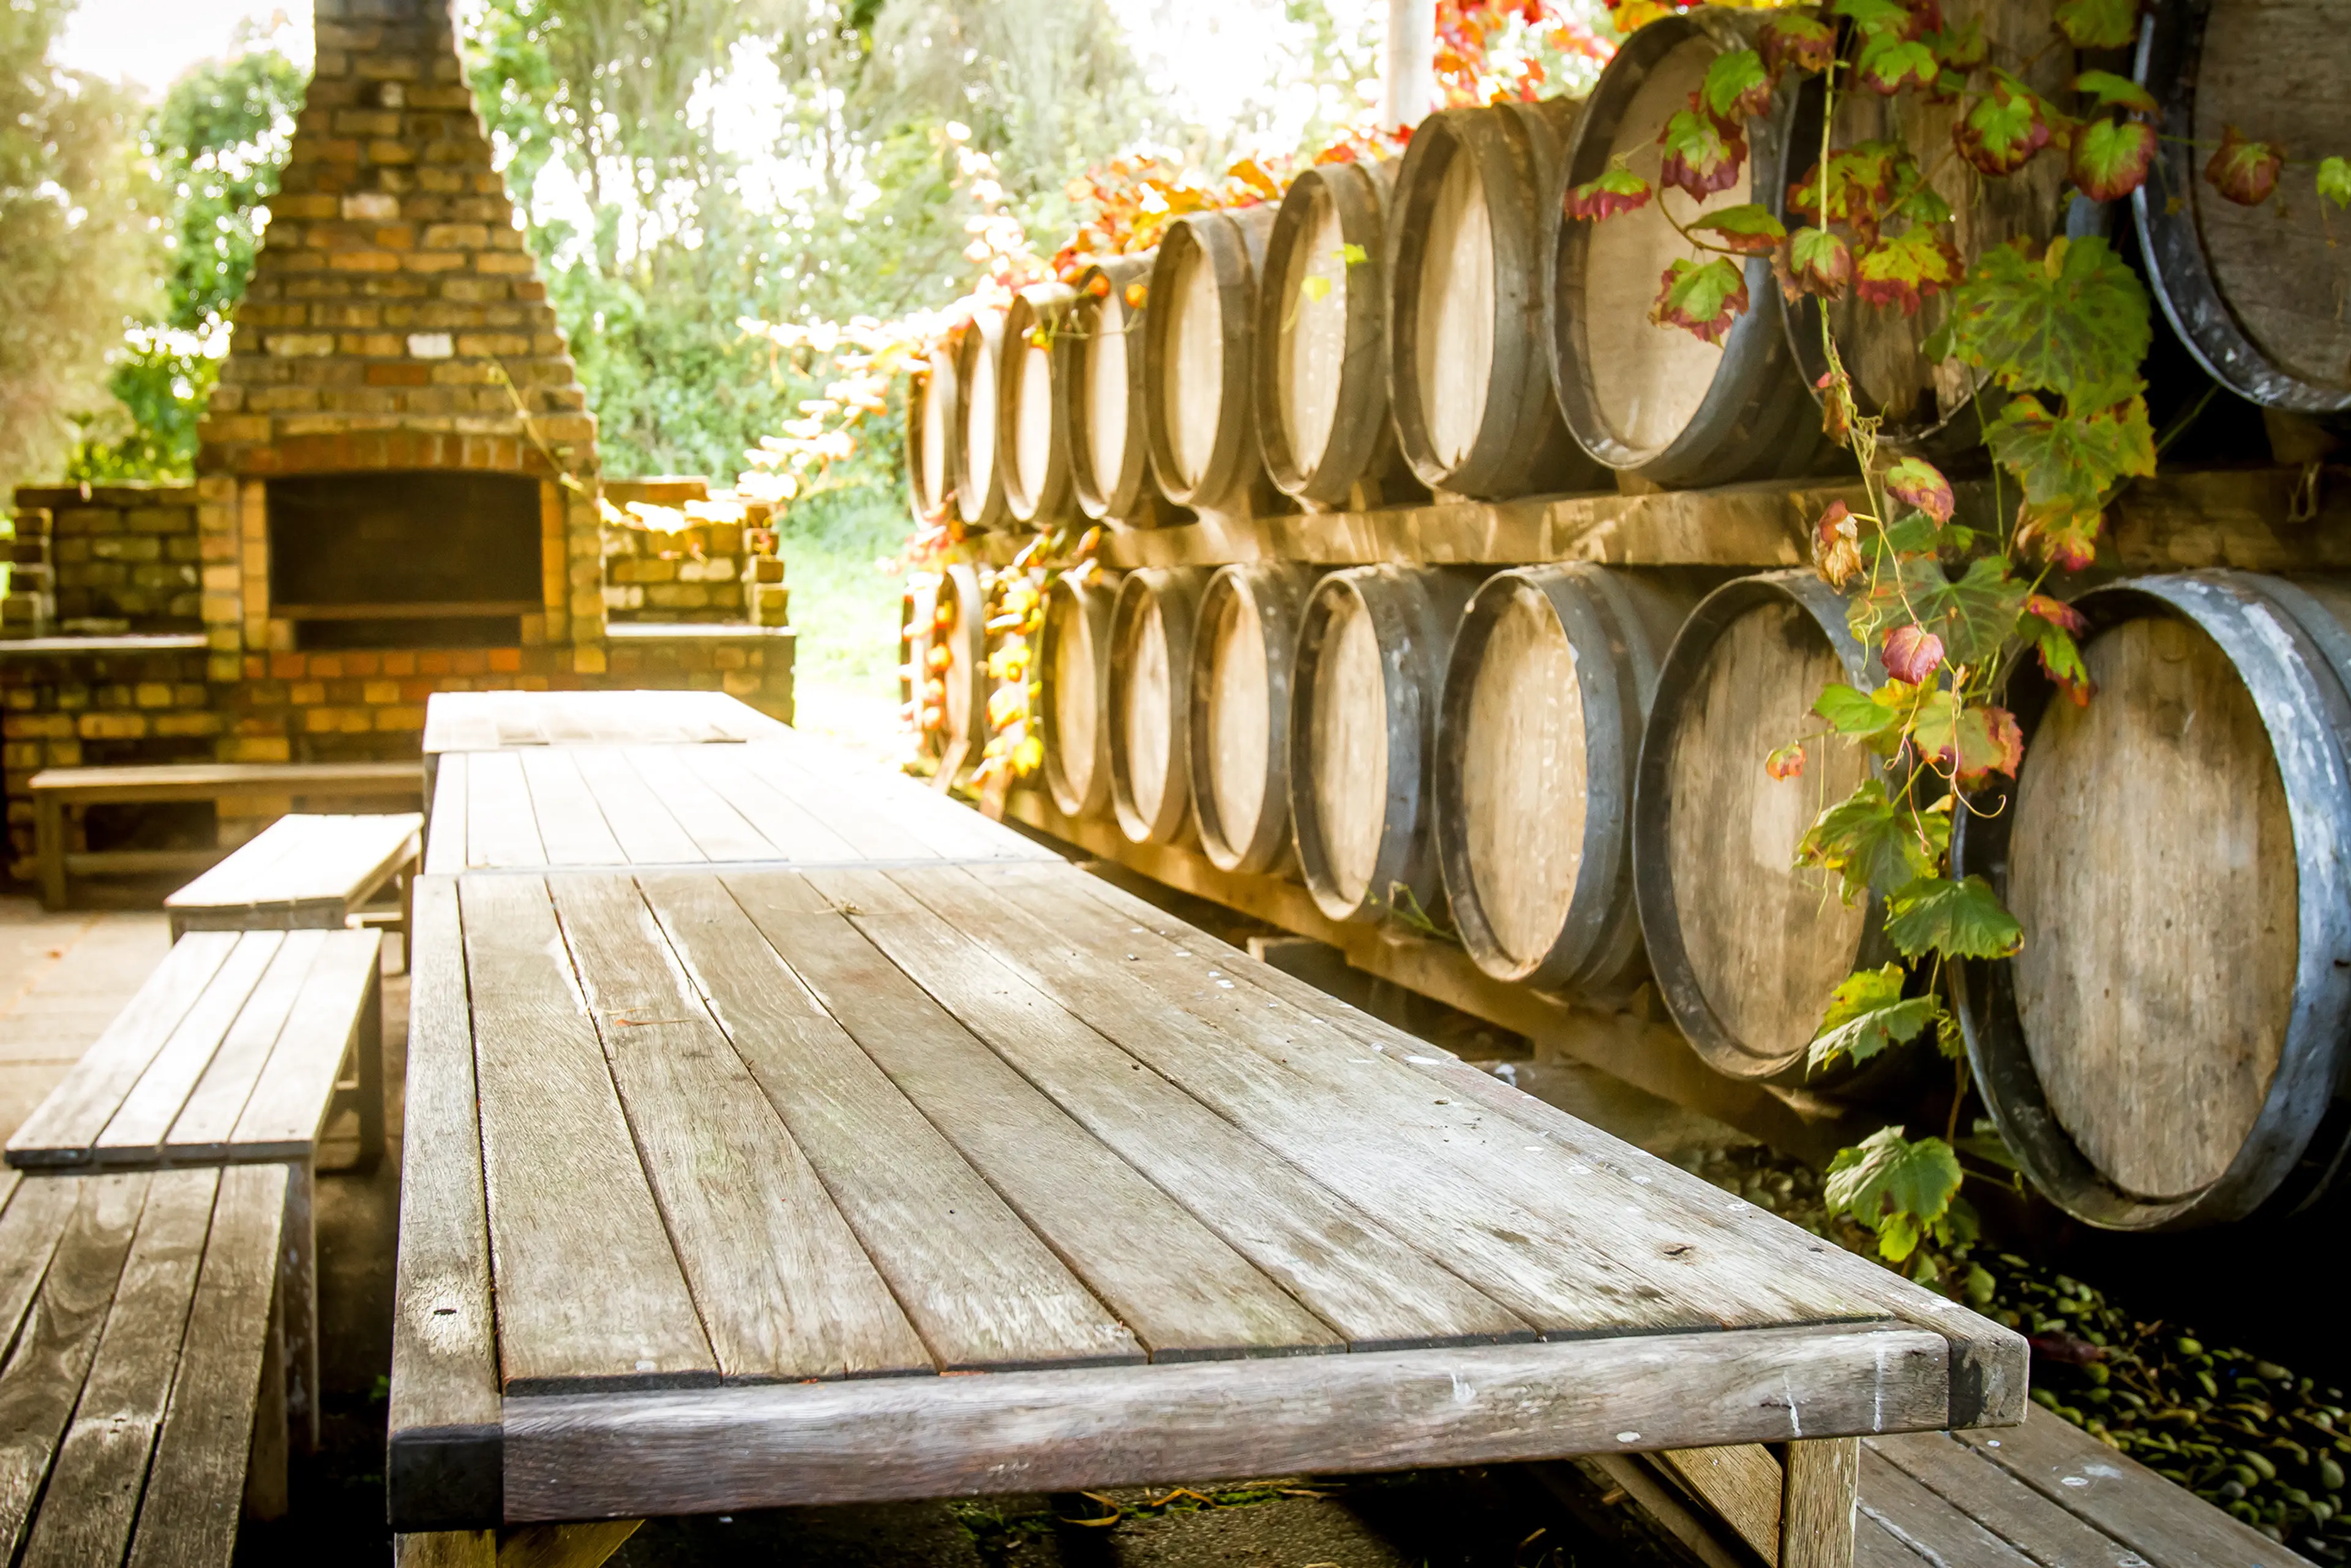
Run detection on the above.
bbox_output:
[396,1532,493,1567]
[357,963,387,1169]
[245,1260,291,1521]
[399,864,415,975]
[393,1523,642,1568]
[35,794,66,911]
[1780,1437,1860,1568]
[283,1163,321,1453]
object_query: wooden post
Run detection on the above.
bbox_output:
[35,792,67,910]
[1780,1437,1861,1568]
[1381,0,1437,129]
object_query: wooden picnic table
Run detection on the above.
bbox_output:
[389,721,2024,1565]
[420,689,790,793]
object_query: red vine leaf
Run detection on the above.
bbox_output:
[1885,456,1955,522]
[1883,623,1947,683]
[2023,593,2087,634]
[1787,144,1900,230]
[2017,596,2093,703]
[1916,691,2025,785]
[1954,71,2055,176]
[1986,391,2157,506]
[2071,119,2156,201]
[1702,49,1774,127]
[1566,165,1654,220]
[1855,225,1963,315]
[2207,125,2284,206]
[2073,70,2158,116]
[1761,11,1837,80]
[1693,203,1788,255]
[1658,96,1748,201]
[1777,226,1853,302]
[1857,31,1940,96]
[1814,498,1864,587]
[1652,257,1750,343]
[1818,369,1858,445]
[2053,0,2141,50]
[2014,500,2105,571]
[1764,742,1808,780]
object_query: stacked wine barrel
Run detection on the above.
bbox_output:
[911,6,2351,1234]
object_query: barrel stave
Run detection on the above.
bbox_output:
[1145,208,1283,517]
[1109,567,1210,845]
[1190,563,1317,874]
[1002,282,1079,524]
[1040,571,1119,819]
[953,310,1012,531]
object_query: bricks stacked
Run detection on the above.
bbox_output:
[10,485,202,634]
[2,513,53,639]
[600,478,790,628]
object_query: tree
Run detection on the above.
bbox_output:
[0,0,159,500]
[71,40,305,480]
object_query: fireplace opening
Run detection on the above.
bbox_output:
[268,471,542,648]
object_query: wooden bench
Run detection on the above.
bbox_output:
[389,726,2026,1568]
[30,760,423,910]
[165,811,422,959]
[0,1163,295,1565]
[7,927,386,1448]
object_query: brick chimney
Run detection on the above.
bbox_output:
[195,0,604,668]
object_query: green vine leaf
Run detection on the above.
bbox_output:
[1884,874,2023,959]
[1825,1128,1965,1263]
[1810,965,1944,1071]
[1814,679,1913,754]
[1949,236,2151,408]
[2322,157,2351,209]
[2052,0,2141,49]
[1927,555,2029,667]
[1787,144,1899,230]
[1884,457,1954,523]
[1658,96,1747,201]
[1566,165,1653,220]
[1777,227,1854,302]
[1799,779,1943,904]
[1954,71,2055,177]
[2014,500,2105,571]
[1702,49,1774,128]
[2071,119,2156,202]
[1914,689,2025,784]
[1857,30,1940,96]
[2207,125,2284,206]
[1856,225,1963,316]
[1985,391,2158,507]
[1831,0,1917,34]
[1933,18,1987,70]
[1650,257,1750,344]
[2072,69,2158,116]
[1692,203,1788,255]
[1761,10,1837,80]
[2017,594,2093,703]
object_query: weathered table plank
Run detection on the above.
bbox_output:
[422,690,788,762]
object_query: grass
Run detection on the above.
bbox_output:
[768,487,916,757]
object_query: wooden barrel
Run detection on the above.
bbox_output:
[1777,0,2069,456]
[915,563,990,781]
[1253,161,1420,511]
[1143,206,1280,515]
[1290,566,1480,923]
[1108,568,1209,845]
[1038,570,1117,819]
[1000,283,1079,524]
[904,346,959,524]
[1550,12,1823,489]
[1187,564,1316,873]
[1954,573,2351,1229]
[1631,571,1893,1082]
[1067,253,1180,527]
[1388,103,1600,500]
[951,309,1011,531]
[2139,0,2351,412]
[1434,566,1698,991]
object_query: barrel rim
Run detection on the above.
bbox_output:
[1254,162,1397,506]
[1951,571,2351,1230]
[951,310,1013,530]
[1387,104,1588,498]
[1188,563,1314,874]
[1548,12,1813,487]
[1630,567,1897,1081]
[904,350,958,527]
[1142,211,1270,511]
[1039,571,1116,820]
[1436,564,1654,989]
[1067,253,1163,523]
[2131,1,2351,415]
[1108,567,1205,846]
[1001,281,1079,524]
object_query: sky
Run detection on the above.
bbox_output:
[54,0,312,91]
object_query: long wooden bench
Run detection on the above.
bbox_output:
[30,760,422,910]
[0,1163,294,1565]
[7,927,386,1449]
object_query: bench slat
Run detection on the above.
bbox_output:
[545,875,930,1384]
[8,936,241,1168]
[20,1168,220,1568]
[123,1163,288,1568]
[228,931,382,1158]
[96,934,285,1162]
[650,872,1338,1364]
[0,1172,79,1364]
[29,761,419,801]
[388,880,502,1532]
[0,1171,151,1559]
[164,931,330,1160]
[778,867,1531,1352]
[457,876,717,1391]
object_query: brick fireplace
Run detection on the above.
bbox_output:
[0,0,793,883]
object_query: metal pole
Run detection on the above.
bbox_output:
[1381,0,1438,129]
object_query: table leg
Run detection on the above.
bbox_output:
[399,863,415,974]
[1780,1436,1861,1568]
[357,961,387,1169]
[282,1161,321,1452]
[35,794,66,911]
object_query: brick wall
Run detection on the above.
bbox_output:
[6,485,203,636]
[601,477,789,626]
